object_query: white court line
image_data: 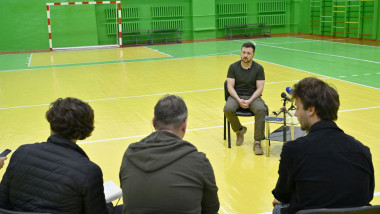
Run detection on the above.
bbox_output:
[233,39,380,66]
[0,88,220,110]
[77,106,380,145]
[255,42,380,64]
[339,106,380,112]
[0,51,238,73]
[0,103,50,110]
[254,40,319,45]
[251,57,380,91]
[0,79,308,110]
[1,56,379,111]
[295,36,380,48]
[230,46,380,92]
[78,122,252,144]
[146,46,173,57]
[1,63,378,110]
[28,54,33,67]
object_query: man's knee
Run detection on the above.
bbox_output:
[224,103,236,113]
[252,105,266,116]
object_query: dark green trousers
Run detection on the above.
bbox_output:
[224,95,266,141]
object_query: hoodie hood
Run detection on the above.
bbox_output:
[126,131,198,172]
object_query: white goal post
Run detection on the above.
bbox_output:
[46,1,122,51]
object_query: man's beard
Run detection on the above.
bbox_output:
[241,57,250,63]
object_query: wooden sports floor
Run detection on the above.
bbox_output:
[0,36,379,213]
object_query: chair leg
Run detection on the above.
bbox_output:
[266,119,270,157]
[228,121,231,148]
[223,115,226,140]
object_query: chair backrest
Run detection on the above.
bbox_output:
[0,208,50,214]
[296,205,380,214]
[224,80,230,101]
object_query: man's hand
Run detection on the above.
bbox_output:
[0,156,7,169]
[238,99,249,109]
[272,198,282,206]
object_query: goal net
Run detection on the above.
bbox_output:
[46,1,122,51]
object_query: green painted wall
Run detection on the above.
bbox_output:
[0,1,52,52]
[191,0,216,40]
[0,0,379,52]
[50,5,98,48]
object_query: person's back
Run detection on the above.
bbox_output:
[0,135,109,213]
[120,131,218,214]
[119,95,219,214]
[0,97,112,214]
[272,78,374,214]
[279,120,373,213]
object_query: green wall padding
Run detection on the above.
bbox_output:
[50,5,98,48]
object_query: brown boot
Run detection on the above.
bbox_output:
[254,141,263,155]
[236,126,247,146]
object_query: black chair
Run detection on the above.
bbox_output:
[0,208,50,214]
[295,205,380,214]
[223,80,268,148]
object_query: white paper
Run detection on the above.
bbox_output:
[103,180,122,203]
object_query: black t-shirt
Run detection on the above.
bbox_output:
[227,60,265,96]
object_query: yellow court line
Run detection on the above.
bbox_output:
[29,47,170,66]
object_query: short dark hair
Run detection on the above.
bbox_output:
[292,77,340,121]
[154,95,188,130]
[241,42,256,53]
[46,97,94,140]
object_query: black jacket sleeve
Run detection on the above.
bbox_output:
[272,143,294,203]
[83,164,113,214]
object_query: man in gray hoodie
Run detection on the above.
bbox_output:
[119,94,219,214]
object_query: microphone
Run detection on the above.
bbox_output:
[286,87,293,95]
[281,92,291,101]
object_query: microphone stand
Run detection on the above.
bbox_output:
[273,98,293,142]
[289,102,296,111]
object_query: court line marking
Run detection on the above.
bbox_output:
[147,47,173,57]
[1,36,378,73]
[1,36,377,72]
[9,46,372,86]
[233,39,379,64]
[77,105,380,145]
[253,40,321,45]
[232,41,380,89]
[252,42,380,64]
[0,79,306,110]
[251,57,380,91]
[0,103,50,110]
[295,36,380,48]
[1,55,379,110]
[0,54,378,110]
[0,51,236,73]
[288,35,375,46]
[27,54,33,67]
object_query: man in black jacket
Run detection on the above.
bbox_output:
[272,77,374,214]
[119,95,220,214]
[0,97,113,214]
